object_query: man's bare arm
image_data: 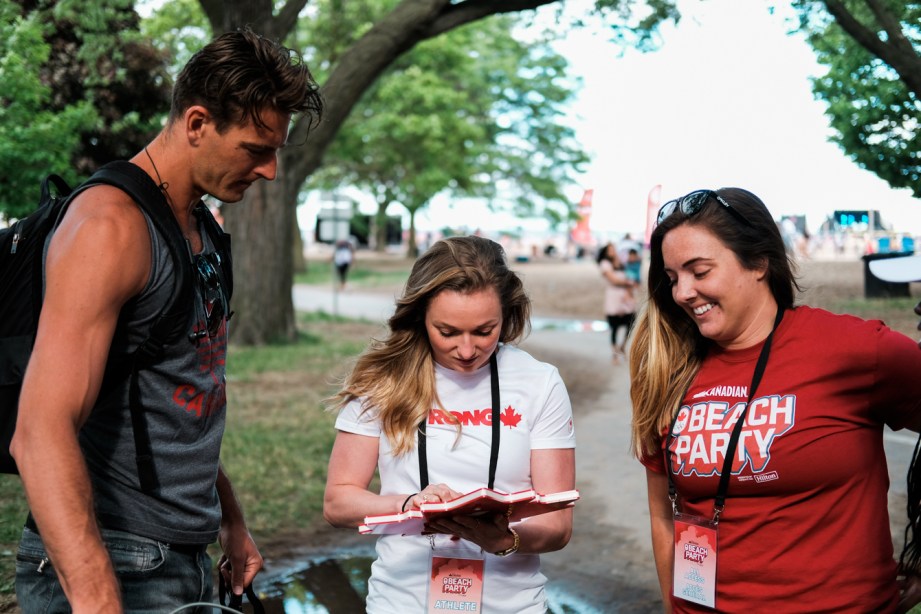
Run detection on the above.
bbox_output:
[11,187,150,613]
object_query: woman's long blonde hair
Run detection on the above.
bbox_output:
[629,188,800,458]
[629,300,703,458]
[333,236,531,455]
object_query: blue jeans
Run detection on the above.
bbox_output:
[15,526,213,613]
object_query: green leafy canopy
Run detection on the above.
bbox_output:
[0,2,96,219]
[0,0,171,221]
[313,12,588,244]
[794,0,920,198]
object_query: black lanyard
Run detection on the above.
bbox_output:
[418,352,500,490]
[667,308,785,522]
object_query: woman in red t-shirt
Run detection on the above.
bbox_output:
[629,188,921,613]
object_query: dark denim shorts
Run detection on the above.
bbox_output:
[15,526,213,613]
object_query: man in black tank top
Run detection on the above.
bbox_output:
[11,29,323,613]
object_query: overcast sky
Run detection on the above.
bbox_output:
[408,0,921,239]
[297,0,921,244]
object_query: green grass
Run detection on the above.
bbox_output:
[228,312,376,380]
[220,312,377,535]
[0,312,380,602]
[294,260,411,289]
[818,296,919,340]
[0,477,26,596]
[823,296,917,318]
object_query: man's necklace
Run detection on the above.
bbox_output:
[144,146,175,208]
[144,146,201,249]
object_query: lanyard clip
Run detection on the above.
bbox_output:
[712,505,723,526]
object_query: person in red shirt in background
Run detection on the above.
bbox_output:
[629,188,921,613]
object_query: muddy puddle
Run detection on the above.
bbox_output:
[256,552,605,613]
[530,317,608,333]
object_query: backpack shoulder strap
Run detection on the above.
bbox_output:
[85,161,193,354]
[79,161,192,493]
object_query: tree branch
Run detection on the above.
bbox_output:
[276,0,311,40]
[285,0,569,182]
[864,0,905,39]
[821,0,887,57]
[287,0,451,179]
[864,0,920,65]
[426,0,560,37]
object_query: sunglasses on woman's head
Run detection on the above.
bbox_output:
[656,189,753,227]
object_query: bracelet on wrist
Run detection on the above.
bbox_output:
[401,493,417,513]
[493,527,520,557]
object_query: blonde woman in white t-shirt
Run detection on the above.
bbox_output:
[324,235,576,614]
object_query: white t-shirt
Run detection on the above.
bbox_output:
[335,344,576,614]
[333,244,352,266]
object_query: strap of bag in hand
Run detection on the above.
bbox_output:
[218,571,264,614]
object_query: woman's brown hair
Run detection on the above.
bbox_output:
[630,188,800,457]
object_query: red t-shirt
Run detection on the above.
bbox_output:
[642,306,921,613]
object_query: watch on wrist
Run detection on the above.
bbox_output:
[493,528,520,557]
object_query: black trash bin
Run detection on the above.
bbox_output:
[862,251,913,298]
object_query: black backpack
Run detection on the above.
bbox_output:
[0,160,232,491]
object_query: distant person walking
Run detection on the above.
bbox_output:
[597,242,637,364]
[333,239,354,290]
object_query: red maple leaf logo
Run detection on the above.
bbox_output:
[500,405,522,428]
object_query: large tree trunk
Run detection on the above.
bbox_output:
[292,203,306,274]
[374,199,389,253]
[407,209,419,258]
[200,0,305,40]
[297,559,367,613]
[222,161,297,345]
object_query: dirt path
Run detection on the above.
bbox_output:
[520,329,661,612]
